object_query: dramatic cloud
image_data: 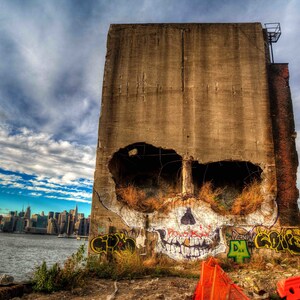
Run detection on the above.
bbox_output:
[0,125,94,205]
[0,125,95,181]
[0,0,299,214]
[0,1,105,144]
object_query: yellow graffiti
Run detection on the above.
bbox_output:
[254,228,300,255]
[90,232,136,254]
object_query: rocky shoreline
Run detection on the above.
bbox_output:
[0,283,31,300]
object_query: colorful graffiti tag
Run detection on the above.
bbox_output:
[225,227,255,253]
[91,225,300,260]
[227,240,250,263]
[254,228,300,255]
[90,232,136,254]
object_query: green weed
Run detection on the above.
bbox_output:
[31,244,87,293]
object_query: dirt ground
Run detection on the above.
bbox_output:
[19,263,300,300]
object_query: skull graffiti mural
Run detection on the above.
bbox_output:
[151,206,225,260]
[94,142,277,260]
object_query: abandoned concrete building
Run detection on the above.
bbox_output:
[89,23,299,260]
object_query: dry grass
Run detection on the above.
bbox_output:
[198,182,227,214]
[116,185,163,213]
[113,249,146,278]
[230,180,263,215]
[117,180,265,216]
[142,197,163,212]
[142,256,158,268]
[197,180,265,215]
[116,184,188,214]
[116,184,146,208]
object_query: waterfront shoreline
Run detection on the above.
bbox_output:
[0,233,88,282]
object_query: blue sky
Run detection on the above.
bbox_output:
[0,0,299,217]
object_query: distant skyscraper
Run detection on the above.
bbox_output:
[2,216,14,232]
[47,218,58,235]
[77,213,84,220]
[77,218,89,236]
[35,215,47,228]
[15,217,24,233]
[66,214,74,236]
[48,211,54,220]
[58,210,68,234]
[74,204,78,223]
[24,206,31,219]
[54,212,60,221]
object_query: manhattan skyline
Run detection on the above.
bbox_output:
[0,202,91,218]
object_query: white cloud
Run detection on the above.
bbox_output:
[29,192,42,197]
[0,125,95,182]
[0,173,23,185]
[44,195,91,204]
[0,124,94,204]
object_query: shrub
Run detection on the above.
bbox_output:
[32,261,61,293]
[32,243,202,294]
[31,244,87,293]
[116,184,145,209]
[86,255,114,278]
[59,244,86,289]
[86,249,148,280]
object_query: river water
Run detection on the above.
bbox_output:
[0,233,88,282]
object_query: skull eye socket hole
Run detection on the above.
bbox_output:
[193,161,263,213]
[109,143,264,215]
[108,143,182,213]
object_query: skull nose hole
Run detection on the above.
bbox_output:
[181,207,196,225]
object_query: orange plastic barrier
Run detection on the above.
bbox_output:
[277,276,300,300]
[193,257,249,300]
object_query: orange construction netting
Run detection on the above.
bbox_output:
[193,257,250,300]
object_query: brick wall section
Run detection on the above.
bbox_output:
[268,64,299,225]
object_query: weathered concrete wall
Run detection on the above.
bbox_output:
[99,23,273,164]
[89,23,298,261]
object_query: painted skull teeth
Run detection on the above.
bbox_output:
[156,229,220,260]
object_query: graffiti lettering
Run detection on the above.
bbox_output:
[119,228,146,249]
[225,227,255,252]
[90,232,136,254]
[227,240,250,263]
[167,225,212,239]
[254,228,300,255]
[231,230,255,243]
